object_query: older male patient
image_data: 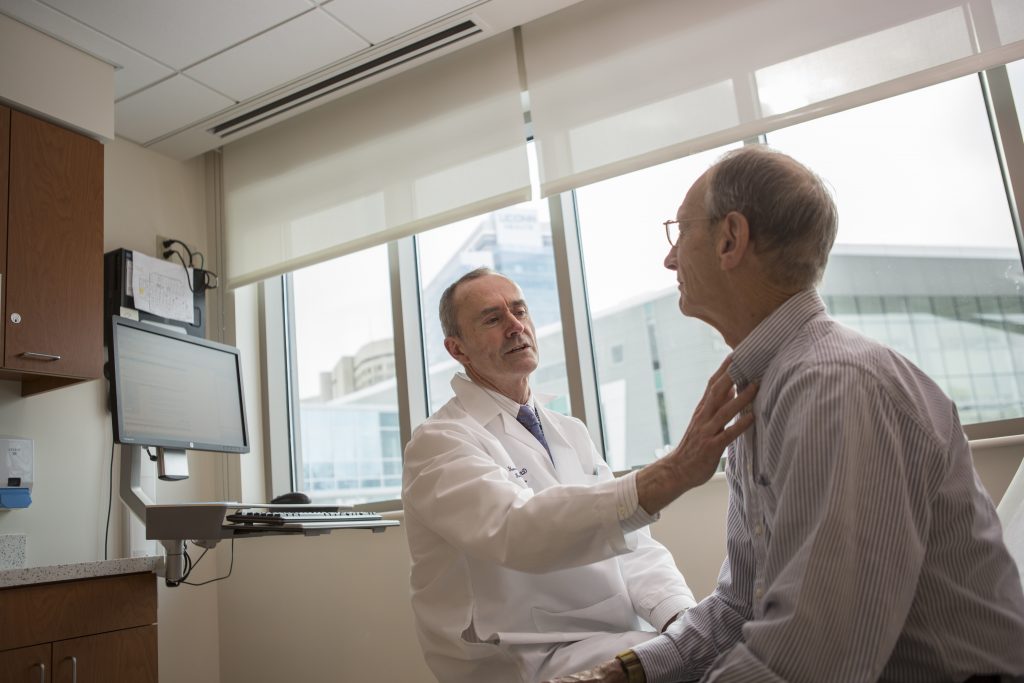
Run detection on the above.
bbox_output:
[402,267,755,683]
[549,146,1024,683]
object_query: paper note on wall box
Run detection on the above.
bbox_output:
[0,436,33,489]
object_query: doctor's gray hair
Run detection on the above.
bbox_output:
[439,267,503,338]
[704,145,838,289]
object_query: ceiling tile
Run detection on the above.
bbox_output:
[114,75,233,144]
[185,9,369,102]
[324,0,478,44]
[0,0,173,97]
[39,0,313,69]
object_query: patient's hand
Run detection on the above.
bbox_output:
[542,659,626,683]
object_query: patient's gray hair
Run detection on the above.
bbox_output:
[439,267,504,338]
[704,145,838,289]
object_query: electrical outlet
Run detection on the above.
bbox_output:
[156,235,196,261]
[155,234,172,259]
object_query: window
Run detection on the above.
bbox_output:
[416,175,570,415]
[766,73,1024,424]
[573,72,1024,470]
[289,246,401,505]
[574,144,740,470]
[267,63,1024,505]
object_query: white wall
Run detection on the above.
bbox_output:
[0,378,111,566]
[216,514,429,683]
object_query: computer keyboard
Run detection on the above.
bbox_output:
[225,510,384,526]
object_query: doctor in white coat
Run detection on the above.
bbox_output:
[402,268,755,683]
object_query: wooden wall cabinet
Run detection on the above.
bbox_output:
[0,104,104,396]
[0,572,157,682]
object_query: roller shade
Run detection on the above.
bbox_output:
[522,0,1024,197]
[223,31,529,289]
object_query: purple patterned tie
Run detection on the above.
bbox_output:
[517,404,552,460]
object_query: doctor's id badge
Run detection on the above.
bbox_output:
[505,464,529,485]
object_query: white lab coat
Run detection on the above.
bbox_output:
[403,374,696,683]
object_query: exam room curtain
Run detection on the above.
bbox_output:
[222,31,529,290]
[522,0,1024,197]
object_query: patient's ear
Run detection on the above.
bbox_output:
[718,211,750,271]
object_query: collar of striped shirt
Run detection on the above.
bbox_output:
[729,289,826,388]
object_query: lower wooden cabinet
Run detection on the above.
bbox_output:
[0,643,49,681]
[0,573,157,682]
[52,625,157,683]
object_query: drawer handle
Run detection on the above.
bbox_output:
[19,352,62,361]
[32,662,45,682]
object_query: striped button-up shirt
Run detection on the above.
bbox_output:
[633,290,1024,682]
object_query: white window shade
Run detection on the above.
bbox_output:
[222,31,529,289]
[522,0,1024,197]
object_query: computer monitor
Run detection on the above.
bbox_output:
[109,316,249,480]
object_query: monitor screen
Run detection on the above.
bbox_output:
[109,316,250,454]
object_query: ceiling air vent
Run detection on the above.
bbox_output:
[209,19,482,139]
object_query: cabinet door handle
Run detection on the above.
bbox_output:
[68,655,77,683]
[19,352,62,361]
[31,662,45,682]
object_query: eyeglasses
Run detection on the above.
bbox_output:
[663,217,712,247]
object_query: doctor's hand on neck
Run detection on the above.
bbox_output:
[635,357,756,516]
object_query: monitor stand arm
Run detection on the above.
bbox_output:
[120,444,153,524]
[119,444,193,584]
[120,445,192,518]
[162,540,187,585]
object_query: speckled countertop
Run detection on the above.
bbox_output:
[0,555,162,588]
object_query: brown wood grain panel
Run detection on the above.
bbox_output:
[20,373,84,397]
[0,368,84,396]
[0,573,156,651]
[53,625,157,683]
[0,642,50,682]
[6,110,103,379]
[0,106,9,372]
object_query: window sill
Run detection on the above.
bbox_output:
[965,417,1024,453]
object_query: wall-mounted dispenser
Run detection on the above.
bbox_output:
[0,436,33,509]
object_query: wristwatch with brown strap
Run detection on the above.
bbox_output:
[615,649,646,683]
